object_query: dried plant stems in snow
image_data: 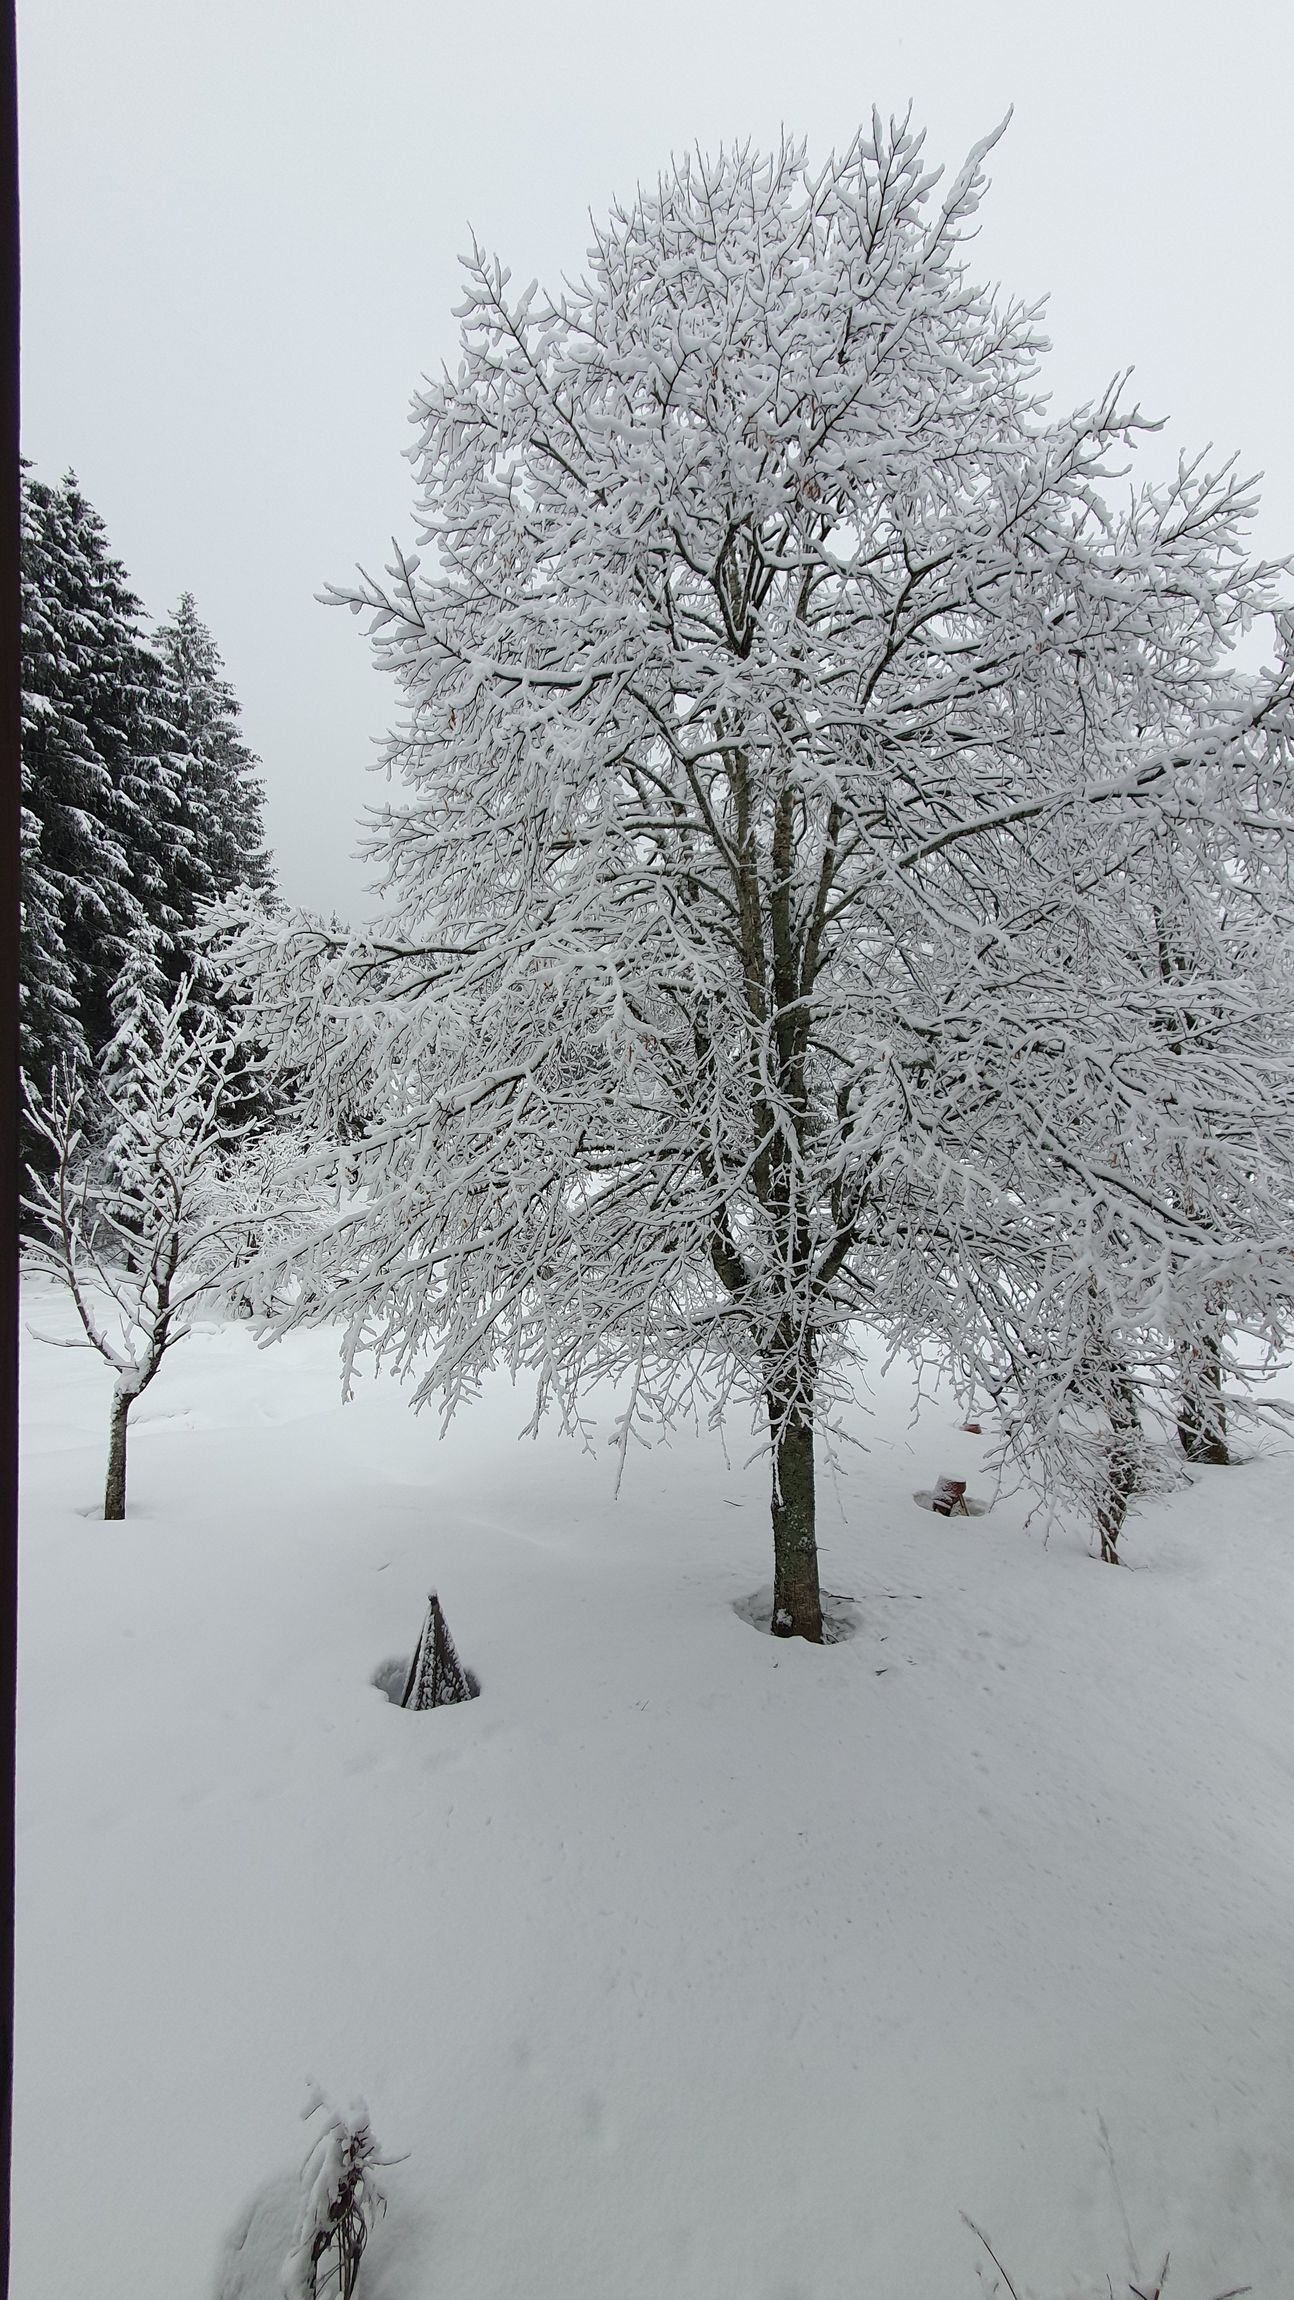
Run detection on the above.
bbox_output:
[961,2212,1251,2298]
[223,122,1294,1627]
[282,2090,389,2300]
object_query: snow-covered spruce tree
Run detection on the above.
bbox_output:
[225,125,1294,1635]
[20,470,278,1179]
[19,469,192,1058]
[21,469,143,1103]
[23,960,253,1519]
[156,590,274,916]
[155,588,282,1137]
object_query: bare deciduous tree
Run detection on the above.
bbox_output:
[24,971,252,1518]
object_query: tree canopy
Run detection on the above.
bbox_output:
[226,124,1294,1634]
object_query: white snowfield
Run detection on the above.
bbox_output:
[14,1274,1294,2299]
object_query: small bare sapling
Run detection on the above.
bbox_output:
[24,967,253,1519]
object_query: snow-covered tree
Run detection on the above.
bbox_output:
[225,124,1294,1630]
[20,470,278,1185]
[156,590,274,916]
[23,965,253,1519]
[939,841,1294,1557]
[21,469,144,1095]
[20,469,192,1049]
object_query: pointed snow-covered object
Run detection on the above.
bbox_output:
[400,1592,477,1710]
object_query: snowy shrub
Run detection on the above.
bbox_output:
[282,2091,390,2300]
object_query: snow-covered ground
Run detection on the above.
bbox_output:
[14,1274,1294,2299]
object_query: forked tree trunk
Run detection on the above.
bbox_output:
[104,1387,131,1521]
[769,1399,824,1642]
[1177,1330,1230,1466]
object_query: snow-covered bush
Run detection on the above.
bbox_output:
[282,2091,389,2300]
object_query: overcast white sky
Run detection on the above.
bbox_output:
[18,0,1294,922]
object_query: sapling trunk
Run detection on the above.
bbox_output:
[104,1386,132,1521]
[769,1399,824,1642]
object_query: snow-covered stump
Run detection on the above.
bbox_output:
[400,1592,478,1710]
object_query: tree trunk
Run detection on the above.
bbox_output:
[1177,1331,1229,1465]
[1096,1373,1139,1565]
[104,1388,131,1520]
[769,1400,824,1642]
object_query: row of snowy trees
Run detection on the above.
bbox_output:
[19,464,274,1162]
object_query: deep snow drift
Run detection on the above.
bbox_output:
[14,1276,1294,2297]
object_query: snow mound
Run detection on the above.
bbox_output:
[912,1486,992,1516]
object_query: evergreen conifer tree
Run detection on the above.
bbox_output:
[20,468,181,1067]
[155,590,273,919]
[20,466,278,1180]
[20,469,139,1089]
